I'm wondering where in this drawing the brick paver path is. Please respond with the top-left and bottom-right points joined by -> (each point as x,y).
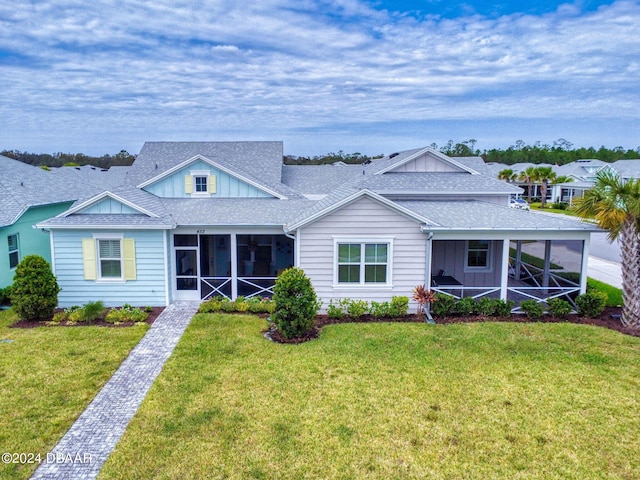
31,302 -> 200,480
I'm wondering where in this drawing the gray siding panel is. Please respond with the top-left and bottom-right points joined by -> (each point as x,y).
298,196 -> 426,309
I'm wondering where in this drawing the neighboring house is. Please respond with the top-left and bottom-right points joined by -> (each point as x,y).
0,155 -> 132,289
35,142 -> 598,312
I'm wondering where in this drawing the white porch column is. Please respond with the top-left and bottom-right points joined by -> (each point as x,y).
230,234 -> 238,299
580,236 -> 590,294
543,240 -> 552,292
500,239 -> 510,300
425,232 -> 433,288
515,240 -> 522,280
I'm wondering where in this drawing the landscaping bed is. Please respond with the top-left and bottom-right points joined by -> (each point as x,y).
9,306 -> 165,328
266,306 -> 637,343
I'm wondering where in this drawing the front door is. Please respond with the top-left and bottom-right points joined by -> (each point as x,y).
174,234 -> 199,301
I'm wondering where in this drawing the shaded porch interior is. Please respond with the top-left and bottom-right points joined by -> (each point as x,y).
430,239 -> 585,310
175,233 -> 294,300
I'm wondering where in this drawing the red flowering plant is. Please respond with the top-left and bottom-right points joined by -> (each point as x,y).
412,284 -> 436,316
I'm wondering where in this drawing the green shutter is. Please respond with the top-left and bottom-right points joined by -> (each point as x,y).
82,238 -> 97,280
185,175 -> 193,194
123,238 -> 136,280
208,174 -> 216,194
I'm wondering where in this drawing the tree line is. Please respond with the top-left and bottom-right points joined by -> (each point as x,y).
0,149 -> 136,168
3,139 -> 639,168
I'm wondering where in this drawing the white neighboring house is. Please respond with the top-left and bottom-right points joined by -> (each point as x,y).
37,142 -> 598,312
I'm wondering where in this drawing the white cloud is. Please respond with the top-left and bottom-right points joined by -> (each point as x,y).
1,0 -> 639,154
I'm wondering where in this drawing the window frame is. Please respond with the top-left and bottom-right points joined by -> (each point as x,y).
333,237 -> 393,287
189,170 -> 214,197
95,234 -> 124,281
464,239 -> 493,272
8,233 -> 19,269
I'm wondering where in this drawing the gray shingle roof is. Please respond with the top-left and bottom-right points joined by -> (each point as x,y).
125,141 -> 302,199
395,200 -> 598,231
360,172 -> 522,195
281,164 -> 362,195
0,155 -> 98,226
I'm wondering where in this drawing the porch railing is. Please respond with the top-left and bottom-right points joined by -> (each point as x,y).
200,276 -> 278,300
200,277 -> 232,301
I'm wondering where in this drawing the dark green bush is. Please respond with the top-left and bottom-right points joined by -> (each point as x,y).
474,297 -> 496,316
575,290 -> 607,318
520,300 -> 544,320
431,293 -> 456,318
346,299 -> 368,318
10,255 -> 60,320
0,285 -> 12,305
272,267 -> 321,339
389,296 -> 409,317
547,298 -> 573,319
493,299 -> 515,317
455,297 -> 476,316
79,300 -> 106,322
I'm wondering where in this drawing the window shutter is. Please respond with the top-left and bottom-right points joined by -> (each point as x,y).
208,174 -> 217,194
82,238 -> 97,280
123,238 -> 136,280
184,175 -> 193,194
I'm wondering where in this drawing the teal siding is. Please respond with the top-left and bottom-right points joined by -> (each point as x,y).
80,198 -> 139,214
0,202 -> 73,288
143,160 -> 272,198
52,229 -> 168,307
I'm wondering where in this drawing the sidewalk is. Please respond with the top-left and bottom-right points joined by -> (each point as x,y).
588,256 -> 622,289
31,302 -> 200,480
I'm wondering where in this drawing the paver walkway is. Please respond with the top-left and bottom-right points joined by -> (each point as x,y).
31,302 -> 200,480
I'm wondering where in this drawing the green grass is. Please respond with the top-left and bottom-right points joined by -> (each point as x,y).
101,314 -> 640,480
530,203 -> 582,217
0,309 -> 149,480
588,277 -> 623,307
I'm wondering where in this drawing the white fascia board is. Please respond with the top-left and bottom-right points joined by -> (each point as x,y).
376,147 -> 479,175
59,191 -> 160,218
34,223 -> 176,230
137,154 -> 287,200
286,189 -> 438,232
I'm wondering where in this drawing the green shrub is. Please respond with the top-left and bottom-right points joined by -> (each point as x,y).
455,297 -> 476,316
327,299 -> 346,319
51,311 -> 67,323
221,299 -> 237,312
247,297 -> 275,314
475,297 -> 496,316
389,296 -> 409,317
520,300 -> 544,320
80,301 -> 106,322
346,299 -> 368,318
369,301 -> 389,318
272,267 -> 321,339
235,300 -> 249,312
431,293 -> 456,318
0,285 -> 12,305
575,290 -> 607,318
10,255 -> 60,320
493,299 -> 515,317
547,298 -> 573,319
199,297 -> 224,313
105,305 -> 148,323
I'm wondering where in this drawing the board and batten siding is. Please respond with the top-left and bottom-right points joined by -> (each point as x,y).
297,196 -> 426,309
390,153 -> 461,173
143,160 -> 271,198
431,240 -> 503,287
81,198 -> 139,214
51,229 -> 167,307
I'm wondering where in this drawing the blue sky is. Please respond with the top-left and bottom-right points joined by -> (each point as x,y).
1,0 -> 638,157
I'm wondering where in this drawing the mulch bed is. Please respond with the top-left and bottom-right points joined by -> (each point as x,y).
9,306 -> 166,328
266,307 -> 639,343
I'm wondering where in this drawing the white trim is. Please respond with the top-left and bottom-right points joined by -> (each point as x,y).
375,147 -> 480,175
59,191 -> 160,218
93,234 -> 125,282
286,189 -> 436,231
137,154 -> 287,200
464,239 -> 493,273
332,236 -> 394,287
163,230 -> 170,306
34,224 -> 175,230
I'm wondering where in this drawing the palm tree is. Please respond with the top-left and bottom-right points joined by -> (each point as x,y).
536,166 -> 556,208
518,166 -> 539,203
575,170 -> 640,328
497,168 -> 517,183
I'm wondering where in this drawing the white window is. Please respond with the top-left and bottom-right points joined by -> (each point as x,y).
194,175 -> 208,193
98,239 -> 123,279
8,234 -> 19,269
466,240 -> 492,271
335,239 -> 391,285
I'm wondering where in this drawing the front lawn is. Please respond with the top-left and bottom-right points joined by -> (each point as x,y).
0,309 -> 149,480
101,314 -> 640,479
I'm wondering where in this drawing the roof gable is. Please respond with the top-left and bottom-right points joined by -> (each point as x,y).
374,147 -> 479,175
61,191 -> 159,218
139,156 -> 277,198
